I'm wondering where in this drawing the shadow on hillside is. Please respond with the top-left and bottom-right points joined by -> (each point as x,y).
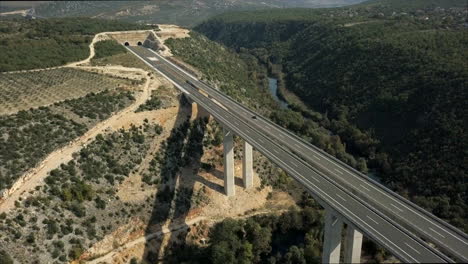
142,95 -> 209,263
211,168 -> 244,187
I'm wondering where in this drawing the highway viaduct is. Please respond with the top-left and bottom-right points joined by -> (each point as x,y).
124,44 -> 468,263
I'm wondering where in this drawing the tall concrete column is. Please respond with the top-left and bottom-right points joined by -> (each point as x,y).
223,128 -> 235,196
344,225 -> 363,264
190,102 -> 198,121
242,141 -> 253,189
323,209 -> 343,264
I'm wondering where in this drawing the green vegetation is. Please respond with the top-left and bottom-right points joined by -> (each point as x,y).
0,89 -> 135,192
360,0 -> 467,9
0,100 -> 218,262
0,68 -> 134,115
90,51 -> 154,71
136,90 -> 163,112
168,195 -> 390,263
89,39 -> 153,70
195,2 -> 468,231
166,31 -> 366,177
0,249 -> 13,264
32,0 -> 363,27
92,39 -> 127,60
166,32 -> 276,113
0,17 -> 151,72
0,108 -> 87,191
162,27 -> 393,263
0,121 -> 163,262
64,89 -> 134,119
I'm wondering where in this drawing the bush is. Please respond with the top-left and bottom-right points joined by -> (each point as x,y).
0,249 -> 13,264
68,245 -> 84,260
136,91 -> 163,112
69,202 -> 86,217
93,40 -> 127,60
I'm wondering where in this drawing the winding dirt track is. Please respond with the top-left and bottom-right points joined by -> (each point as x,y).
0,34 -> 154,213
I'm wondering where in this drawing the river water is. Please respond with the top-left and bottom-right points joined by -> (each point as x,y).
268,77 -> 289,109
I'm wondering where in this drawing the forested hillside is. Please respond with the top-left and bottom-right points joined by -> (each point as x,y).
23,0 -> 365,26
0,17 -> 151,72
165,31 -> 393,262
195,1 -> 468,231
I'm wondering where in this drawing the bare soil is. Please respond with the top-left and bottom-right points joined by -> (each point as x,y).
1,26 -> 298,264
0,32 -> 155,213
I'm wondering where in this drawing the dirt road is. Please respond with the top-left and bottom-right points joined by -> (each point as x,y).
0,75 -> 154,213
0,31 -> 156,213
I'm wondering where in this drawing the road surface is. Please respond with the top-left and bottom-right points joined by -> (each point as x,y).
126,45 -> 467,263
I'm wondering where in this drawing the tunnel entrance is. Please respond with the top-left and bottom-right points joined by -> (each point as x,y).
124,42 -> 130,46
137,41 -> 143,46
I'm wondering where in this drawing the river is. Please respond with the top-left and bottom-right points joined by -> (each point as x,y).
268,77 -> 289,109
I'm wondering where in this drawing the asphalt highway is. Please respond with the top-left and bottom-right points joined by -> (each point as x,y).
126,46 -> 465,262
150,54 -> 468,262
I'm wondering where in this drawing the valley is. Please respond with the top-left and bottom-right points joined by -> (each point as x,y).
0,0 -> 466,263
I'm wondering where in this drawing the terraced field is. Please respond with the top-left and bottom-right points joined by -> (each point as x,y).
0,68 -> 134,115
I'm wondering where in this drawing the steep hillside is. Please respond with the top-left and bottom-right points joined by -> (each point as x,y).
162,30 -> 392,264
195,2 -> 468,231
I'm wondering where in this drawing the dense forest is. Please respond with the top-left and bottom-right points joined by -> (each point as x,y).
0,17 -> 151,72
195,0 -> 468,232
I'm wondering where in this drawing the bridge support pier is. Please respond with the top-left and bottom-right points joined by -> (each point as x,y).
223,128 -> 235,196
323,209 -> 343,264
243,141 -> 253,189
344,225 -> 363,264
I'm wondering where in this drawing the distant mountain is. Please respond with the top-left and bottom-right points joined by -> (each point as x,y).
30,0 -> 365,26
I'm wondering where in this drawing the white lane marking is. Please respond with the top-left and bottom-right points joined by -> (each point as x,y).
291,162 -> 299,168
336,194 -> 347,202
192,94 -> 420,263
334,168 -> 344,175
294,143 -> 301,148
279,134 -> 285,139
303,144 -> 467,246
429,227 -> 446,238
360,184 -> 370,192
405,243 -> 421,255
390,203 -> 404,212
366,215 -> 379,225
312,155 -> 321,160
155,44 -> 465,248
310,159 -> 468,254
144,47 -> 466,252
126,47 -> 190,95
148,48 -> 199,80
273,149 -> 280,154
332,218 -> 339,226
258,138 -> 265,144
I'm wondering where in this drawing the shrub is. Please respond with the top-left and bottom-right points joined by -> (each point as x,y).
0,250 -> 13,264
